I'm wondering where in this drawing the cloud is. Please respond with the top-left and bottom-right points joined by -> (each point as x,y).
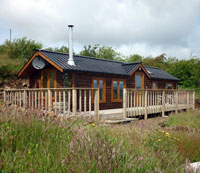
0,0 -> 200,59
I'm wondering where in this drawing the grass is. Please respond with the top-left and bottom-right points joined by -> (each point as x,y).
0,106 -> 200,172
165,110 -> 200,129
0,54 -> 22,85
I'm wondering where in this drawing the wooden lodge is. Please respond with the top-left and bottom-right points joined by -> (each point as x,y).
16,49 -> 180,111
2,25 -> 196,121
1,48 -> 194,121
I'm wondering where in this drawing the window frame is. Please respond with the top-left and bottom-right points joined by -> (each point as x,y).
41,68 -> 57,89
165,82 -> 174,89
152,81 -> 158,89
92,78 -> 106,103
135,73 -> 144,90
111,79 -> 126,102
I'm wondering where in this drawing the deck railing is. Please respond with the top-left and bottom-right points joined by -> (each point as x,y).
4,88 -> 100,121
123,89 -> 195,120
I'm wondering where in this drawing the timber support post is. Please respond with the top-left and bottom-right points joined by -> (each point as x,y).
123,88 -> 127,118
23,90 -> 26,108
193,91 -> 195,110
94,88 -> 99,122
48,89 -> 52,112
162,90 -> 165,117
175,90 -> 178,114
187,91 -> 190,111
72,89 -> 77,116
144,89 -> 148,120
3,90 -> 6,104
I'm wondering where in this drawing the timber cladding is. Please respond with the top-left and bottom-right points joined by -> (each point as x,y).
29,65 -> 177,110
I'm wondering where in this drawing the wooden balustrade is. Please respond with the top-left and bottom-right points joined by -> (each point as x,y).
4,88 -> 99,121
3,88 -> 196,121
123,89 -> 195,120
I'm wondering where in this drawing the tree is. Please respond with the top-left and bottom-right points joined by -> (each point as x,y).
79,44 -> 123,61
127,54 -> 143,63
3,37 -> 42,60
45,46 -> 69,54
79,44 -> 99,57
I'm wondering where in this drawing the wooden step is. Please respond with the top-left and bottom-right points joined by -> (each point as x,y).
103,118 -> 138,124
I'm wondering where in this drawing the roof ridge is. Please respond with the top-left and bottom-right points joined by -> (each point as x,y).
144,65 -> 160,69
122,62 -> 141,66
74,55 -> 125,64
37,49 -> 69,55
38,49 -> 125,64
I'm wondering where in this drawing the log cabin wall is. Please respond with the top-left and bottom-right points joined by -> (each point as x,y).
75,72 -> 126,110
29,70 -> 41,88
29,66 -> 178,110
126,69 -> 152,89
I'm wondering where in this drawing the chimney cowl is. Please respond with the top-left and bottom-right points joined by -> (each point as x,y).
67,25 -> 75,66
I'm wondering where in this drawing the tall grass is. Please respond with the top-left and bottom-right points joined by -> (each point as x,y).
0,106 -> 197,172
165,110 -> 200,129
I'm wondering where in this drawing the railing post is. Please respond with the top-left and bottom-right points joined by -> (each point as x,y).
144,89 -> 148,120
123,88 -> 127,118
72,89 -> 77,116
48,89 -> 52,112
94,88 -> 99,122
3,90 -> 6,104
187,91 -> 189,111
162,90 -> 165,117
175,90 -> 178,114
193,91 -> 195,110
23,90 -> 26,108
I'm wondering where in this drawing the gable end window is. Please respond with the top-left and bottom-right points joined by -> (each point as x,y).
112,79 -> 126,102
92,78 -> 106,103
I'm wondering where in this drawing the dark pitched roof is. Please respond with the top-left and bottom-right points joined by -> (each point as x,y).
122,62 -> 140,74
37,49 -> 179,81
144,66 -> 179,81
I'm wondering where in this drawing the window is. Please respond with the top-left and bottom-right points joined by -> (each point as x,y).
113,81 -> 118,100
152,82 -> 157,89
92,78 -> 106,103
112,79 -> 126,102
41,69 -> 57,98
166,83 -> 173,89
135,73 -> 144,89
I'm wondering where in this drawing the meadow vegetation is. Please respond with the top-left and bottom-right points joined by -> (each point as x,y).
0,106 -> 200,172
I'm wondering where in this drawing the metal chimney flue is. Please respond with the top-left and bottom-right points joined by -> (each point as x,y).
67,25 -> 75,66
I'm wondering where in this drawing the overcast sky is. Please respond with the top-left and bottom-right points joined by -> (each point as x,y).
0,0 -> 200,59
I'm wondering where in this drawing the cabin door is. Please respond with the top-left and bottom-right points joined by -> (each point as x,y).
41,69 -> 56,100
35,79 -> 41,88
135,73 -> 144,107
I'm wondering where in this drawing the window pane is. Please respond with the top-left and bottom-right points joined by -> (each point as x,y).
136,75 -> 142,89
166,84 -> 172,89
50,72 -> 55,88
99,80 -> 103,100
50,72 -> 55,97
43,73 -> 47,96
43,73 -> 47,88
119,81 -> 124,99
153,82 -> 156,89
113,81 -> 118,100
93,80 -> 97,88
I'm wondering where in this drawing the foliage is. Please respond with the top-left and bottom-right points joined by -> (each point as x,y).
0,37 -> 42,60
1,106 -> 197,172
45,46 -> 69,54
127,54 -> 143,63
63,73 -> 72,87
79,44 -> 123,61
165,110 -> 200,129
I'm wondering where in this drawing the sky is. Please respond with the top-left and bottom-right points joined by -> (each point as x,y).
0,0 -> 200,59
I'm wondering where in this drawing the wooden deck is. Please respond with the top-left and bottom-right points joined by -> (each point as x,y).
3,88 -> 195,121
